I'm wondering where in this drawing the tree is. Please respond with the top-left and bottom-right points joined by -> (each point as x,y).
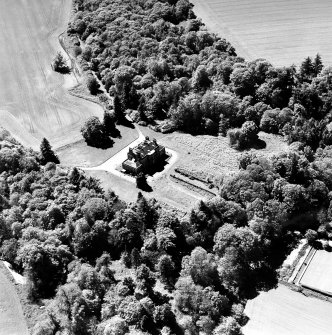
259,109 -> 279,134
52,52 -> 70,74
136,172 -> 148,190
103,111 -> 117,136
157,255 -> 175,288
87,76 -> 100,95
18,239 -> 72,299
40,138 -> 59,165
103,316 -> 129,335
130,248 -> 141,268
305,229 -> 318,246
113,94 -> 126,124
192,65 -> 212,91
300,57 -> 314,80
228,121 -> 260,150
69,167 -> 82,187
313,53 -> 323,76
153,304 -> 176,328
135,264 -> 156,296
213,317 -> 242,335
49,283 -> 88,334
81,116 -> 112,148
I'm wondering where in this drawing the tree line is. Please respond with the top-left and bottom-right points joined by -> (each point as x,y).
69,0 -> 331,152
1,129 -> 332,334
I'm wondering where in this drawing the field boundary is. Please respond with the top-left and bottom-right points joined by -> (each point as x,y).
58,31 -> 80,83
170,174 -> 216,198
293,247 -> 316,285
280,281 -> 332,303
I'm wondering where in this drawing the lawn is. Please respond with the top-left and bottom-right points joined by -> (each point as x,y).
57,124 -> 138,167
191,0 -> 332,67
244,285 -> 332,335
0,0 -> 103,150
86,170 -> 202,212
300,250 -> 332,295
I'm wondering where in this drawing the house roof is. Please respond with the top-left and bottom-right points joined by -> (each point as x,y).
131,138 -> 164,159
123,159 -> 142,169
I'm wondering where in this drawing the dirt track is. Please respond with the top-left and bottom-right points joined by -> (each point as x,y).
0,0 -> 103,150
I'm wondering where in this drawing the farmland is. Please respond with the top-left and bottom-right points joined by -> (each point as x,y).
191,0 -> 332,67
0,265 -> 28,335
243,285 -> 332,335
0,0 -> 102,150
300,250 -> 332,295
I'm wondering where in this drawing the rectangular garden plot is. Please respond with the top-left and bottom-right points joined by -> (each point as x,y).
300,250 -> 332,296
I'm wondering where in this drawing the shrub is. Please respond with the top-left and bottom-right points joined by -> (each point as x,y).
228,121 -> 260,150
87,76 -> 100,95
52,52 -> 70,74
81,116 -> 113,148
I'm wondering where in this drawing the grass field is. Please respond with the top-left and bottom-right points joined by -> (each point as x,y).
0,0 -> 103,150
86,170 -> 202,212
244,285 -> 332,335
0,265 -> 28,335
191,0 -> 332,67
300,250 -> 332,295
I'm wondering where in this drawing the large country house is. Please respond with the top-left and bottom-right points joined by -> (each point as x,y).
122,136 -> 166,175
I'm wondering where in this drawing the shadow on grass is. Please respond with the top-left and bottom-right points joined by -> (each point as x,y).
145,154 -> 171,176
109,128 -> 121,139
249,138 -> 267,150
137,182 -> 153,192
86,137 -> 114,149
231,139 -> 267,151
55,66 -> 71,75
118,117 -> 135,129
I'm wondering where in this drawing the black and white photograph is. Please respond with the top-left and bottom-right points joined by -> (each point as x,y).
0,0 -> 332,334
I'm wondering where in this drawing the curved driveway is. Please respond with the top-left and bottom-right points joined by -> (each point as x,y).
82,125 -> 179,183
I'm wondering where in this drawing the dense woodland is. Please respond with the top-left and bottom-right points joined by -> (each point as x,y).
70,0 -> 332,151
2,125 -> 332,335
1,0 -> 332,334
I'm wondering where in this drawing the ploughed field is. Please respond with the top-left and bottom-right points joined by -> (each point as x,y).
191,0 -> 332,67
243,285 -> 332,335
0,0 -> 102,150
0,266 -> 28,335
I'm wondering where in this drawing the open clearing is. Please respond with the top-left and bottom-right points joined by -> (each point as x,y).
191,0 -> 332,67
300,250 -> 332,295
244,285 -> 332,335
0,0 -> 102,150
0,264 -> 28,335
158,131 -> 289,181
86,127 -> 287,211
